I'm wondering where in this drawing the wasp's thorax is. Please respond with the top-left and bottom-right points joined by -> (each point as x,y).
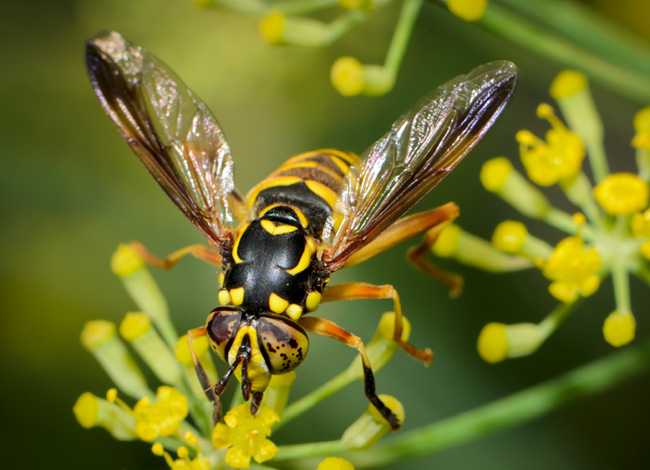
219,205 -> 323,321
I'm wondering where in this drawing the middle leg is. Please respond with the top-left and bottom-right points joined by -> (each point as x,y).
299,315 -> 402,430
322,282 -> 433,365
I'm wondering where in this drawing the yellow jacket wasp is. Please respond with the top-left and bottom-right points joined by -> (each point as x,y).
86,30 -> 516,430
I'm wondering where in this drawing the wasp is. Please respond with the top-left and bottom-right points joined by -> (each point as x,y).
86,31 -> 516,430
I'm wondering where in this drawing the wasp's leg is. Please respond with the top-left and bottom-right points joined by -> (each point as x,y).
322,283 -> 433,365
299,316 -> 402,430
130,241 -> 222,269
187,327 -> 222,423
342,202 -> 463,296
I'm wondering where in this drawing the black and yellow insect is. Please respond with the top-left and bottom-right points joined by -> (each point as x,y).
86,31 -> 516,430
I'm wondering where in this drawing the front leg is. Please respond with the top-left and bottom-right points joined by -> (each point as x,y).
187,327 -> 222,424
130,241 -> 222,269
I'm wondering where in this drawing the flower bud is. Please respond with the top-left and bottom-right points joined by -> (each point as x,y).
73,392 -> 137,440
603,311 -> 636,347
111,245 -> 175,346
318,457 -> 355,470
481,158 -> 551,218
331,57 -> 394,97
477,322 -> 545,363
550,70 -> 603,150
81,320 -> 150,399
120,312 -> 182,386
260,12 -> 330,47
342,395 -> 404,450
447,0 -> 487,22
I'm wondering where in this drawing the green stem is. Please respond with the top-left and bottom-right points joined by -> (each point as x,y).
384,0 -> 422,74
538,298 -> 583,340
429,0 -> 650,103
637,148 -> 650,183
481,4 -> 650,103
611,237 -> 632,314
325,11 -> 368,45
561,173 -> 606,233
211,0 -> 340,15
542,207 -> 596,240
586,142 -> 610,186
211,0 -> 267,15
275,337 -> 650,467
496,0 -> 650,78
276,0 -> 340,15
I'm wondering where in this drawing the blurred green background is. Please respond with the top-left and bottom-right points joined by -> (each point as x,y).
2,0 -> 649,468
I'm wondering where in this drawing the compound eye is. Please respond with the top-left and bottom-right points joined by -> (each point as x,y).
206,307 -> 243,362
257,314 -> 309,374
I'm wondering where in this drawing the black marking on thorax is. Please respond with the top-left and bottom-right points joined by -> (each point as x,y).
223,206 -> 315,311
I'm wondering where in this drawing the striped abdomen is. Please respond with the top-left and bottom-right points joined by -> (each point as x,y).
246,149 -> 358,236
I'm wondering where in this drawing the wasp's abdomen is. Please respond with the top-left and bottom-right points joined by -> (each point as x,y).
246,150 -> 358,235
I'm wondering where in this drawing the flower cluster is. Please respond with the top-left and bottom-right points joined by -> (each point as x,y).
74,244 -> 406,468
194,0 -> 487,96
432,69 -> 650,362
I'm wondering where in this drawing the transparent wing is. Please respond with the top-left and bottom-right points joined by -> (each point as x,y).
322,61 -> 517,270
86,30 -> 243,249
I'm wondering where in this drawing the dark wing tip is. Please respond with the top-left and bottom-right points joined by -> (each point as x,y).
482,60 -> 517,100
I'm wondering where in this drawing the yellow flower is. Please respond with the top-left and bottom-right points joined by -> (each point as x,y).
603,311 -> 636,347
133,386 -> 188,441
480,157 -> 512,192
492,221 -> 528,253
111,243 -> 145,277
542,236 -> 601,302
339,0 -> 374,11
212,403 -> 279,468
632,107 -> 650,149
259,11 -> 285,46
593,173 -> 649,216
447,0 -> 488,22
431,224 -> 462,257
152,441 -> 211,470
550,70 -> 588,100
632,209 -> 650,237
516,104 -> 585,186
318,457 -> 355,470
330,57 -> 394,97
632,209 -> 650,259
477,323 -> 508,363
477,322 -> 544,363
331,57 -> 364,97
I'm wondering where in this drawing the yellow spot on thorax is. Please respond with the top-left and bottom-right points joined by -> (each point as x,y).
285,235 -> 316,276
232,223 -> 250,263
218,289 -> 232,306
260,219 -> 298,235
230,287 -> 245,306
305,290 -> 322,312
269,293 -> 289,314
